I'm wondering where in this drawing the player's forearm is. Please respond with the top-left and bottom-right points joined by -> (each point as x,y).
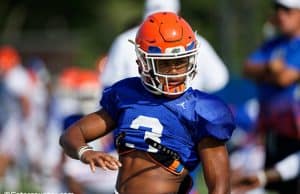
243,62 -> 268,82
271,68 -> 300,87
198,138 -> 230,194
59,125 -> 87,159
205,161 -> 230,194
20,95 -> 31,118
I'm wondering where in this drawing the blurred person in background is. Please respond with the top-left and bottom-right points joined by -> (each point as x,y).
0,45 -> 32,189
231,150 -> 300,194
61,68 -> 118,194
242,0 -> 300,193
101,0 -> 229,93
23,57 -> 59,191
41,67 -> 81,192
22,57 -> 51,186
0,46 -> 52,191
227,97 -> 264,194
45,65 -> 117,193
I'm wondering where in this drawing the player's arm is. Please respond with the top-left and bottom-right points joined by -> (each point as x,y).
244,59 -> 300,86
19,95 -> 31,118
243,60 -> 269,82
197,137 -> 230,194
231,151 -> 300,193
59,109 -> 121,171
261,58 -> 300,86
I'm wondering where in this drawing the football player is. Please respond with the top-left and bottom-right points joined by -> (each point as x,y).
60,12 -> 235,194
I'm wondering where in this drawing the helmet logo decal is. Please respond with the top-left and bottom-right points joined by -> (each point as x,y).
171,48 -> 181,53
165,46 -> 185,54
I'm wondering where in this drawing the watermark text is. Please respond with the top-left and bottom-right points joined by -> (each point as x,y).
4,192 -> 73,194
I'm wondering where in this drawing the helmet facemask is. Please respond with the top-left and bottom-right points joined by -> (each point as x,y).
135,43 -> 199,96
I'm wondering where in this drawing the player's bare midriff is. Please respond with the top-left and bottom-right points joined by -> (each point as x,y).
116,149 -> 189,194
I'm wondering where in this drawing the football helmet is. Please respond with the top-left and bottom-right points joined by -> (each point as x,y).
0,45 -> 20,73
135,12 -> 199,96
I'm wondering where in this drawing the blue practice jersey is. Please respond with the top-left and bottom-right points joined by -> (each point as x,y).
247,35 -> 300,138
248,36 -> 300,104
100,77 -> 235,171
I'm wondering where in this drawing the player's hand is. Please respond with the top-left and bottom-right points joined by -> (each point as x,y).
80,150 -> 122,172
268,58 -> 285,75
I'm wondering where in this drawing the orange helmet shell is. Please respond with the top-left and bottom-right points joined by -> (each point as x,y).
136,12 -> 196,54
0,46 -> 20,72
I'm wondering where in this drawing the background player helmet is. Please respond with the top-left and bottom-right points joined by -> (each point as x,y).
0,45 -> 21,73
135,12 -> 199,96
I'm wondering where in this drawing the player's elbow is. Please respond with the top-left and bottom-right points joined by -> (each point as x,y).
59,131 -> 72,153
59,132 -> 67,150
59,132 -> 76,159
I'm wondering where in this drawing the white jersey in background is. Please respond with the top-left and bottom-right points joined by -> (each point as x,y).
0,65 -> 32,159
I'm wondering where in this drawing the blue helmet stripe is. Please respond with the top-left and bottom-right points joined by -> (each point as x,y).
148,46 -> 162,53
186,41 -> 195,51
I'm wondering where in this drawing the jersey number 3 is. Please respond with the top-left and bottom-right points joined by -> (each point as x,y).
130,115 -> 163,152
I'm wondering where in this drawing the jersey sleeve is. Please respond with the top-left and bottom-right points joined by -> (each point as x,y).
248,47 -> 269,64
100,86 -> 120,120
247,37 -> 280,65
194,95 -> 236,142
285,40 -> 300,70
